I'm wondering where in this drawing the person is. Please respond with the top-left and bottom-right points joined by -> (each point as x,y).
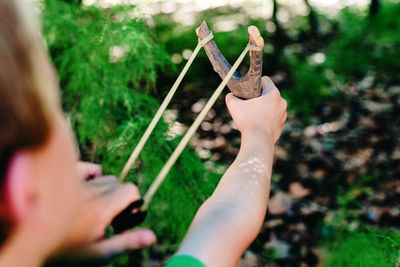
0,0 -> 287,266
0,1 -> 156,266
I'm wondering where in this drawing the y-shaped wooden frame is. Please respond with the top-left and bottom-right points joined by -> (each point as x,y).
119,21 -> 264,210
196,21 -> 264,99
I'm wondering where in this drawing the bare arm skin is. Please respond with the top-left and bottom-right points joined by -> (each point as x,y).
176,77 -> 287,267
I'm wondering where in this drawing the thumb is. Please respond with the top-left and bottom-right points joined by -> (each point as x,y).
261,76 -> 278,96
82,229 -> 156,258
44,229 -> 156,267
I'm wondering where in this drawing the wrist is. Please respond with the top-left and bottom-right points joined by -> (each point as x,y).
241,130 -> 275,150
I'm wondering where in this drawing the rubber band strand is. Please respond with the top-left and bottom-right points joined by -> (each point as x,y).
142,45 -> 250,210
119,32 -> 216,181
118,42 -> 202,181
199,31 -> 214,46
248,43 -> 262,52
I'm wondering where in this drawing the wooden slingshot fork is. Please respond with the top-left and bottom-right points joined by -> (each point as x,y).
111,21 -> 264,233
196,21 -> 264,99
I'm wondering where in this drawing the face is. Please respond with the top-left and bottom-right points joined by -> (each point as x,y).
27,48 -> 83,255
0,0 -> 84,261
30,114 -> 82,254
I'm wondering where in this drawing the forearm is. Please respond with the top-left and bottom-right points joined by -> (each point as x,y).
176,131 -> 274,267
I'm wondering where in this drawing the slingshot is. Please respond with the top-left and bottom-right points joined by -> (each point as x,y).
111,21 -> 264,233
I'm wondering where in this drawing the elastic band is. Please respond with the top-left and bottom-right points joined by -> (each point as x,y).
248,43 -> 263,52
118,43 -> 202,181
198,31 -> 214,46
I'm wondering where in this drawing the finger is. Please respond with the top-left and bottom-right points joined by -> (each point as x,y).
77,162 -> 103,177
86,175 -> 120,188
261,76 -> 279,96
103,183 -> 141,220
84,176 -> 122,196
83,229 -> 156,258
282,98 -> 287,109
50,229 -> 156,266
77,161 -> 103,181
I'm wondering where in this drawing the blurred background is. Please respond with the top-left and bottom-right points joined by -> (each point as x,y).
38,0 -> 399,266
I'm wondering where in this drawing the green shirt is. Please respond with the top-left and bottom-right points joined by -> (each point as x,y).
164,255 -> 206,267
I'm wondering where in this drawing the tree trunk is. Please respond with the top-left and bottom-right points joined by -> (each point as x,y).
304,0 -> 320,38
61,0 -> 82,5
369,0 -> 381,18
269,0 -> 291,71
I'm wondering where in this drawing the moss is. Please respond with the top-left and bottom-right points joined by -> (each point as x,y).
324,228 -> 400,267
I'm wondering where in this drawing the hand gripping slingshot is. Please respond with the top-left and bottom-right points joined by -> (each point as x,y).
111,21 -> 265,233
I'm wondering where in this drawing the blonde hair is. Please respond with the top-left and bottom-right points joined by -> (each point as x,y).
0,0 -> 55,244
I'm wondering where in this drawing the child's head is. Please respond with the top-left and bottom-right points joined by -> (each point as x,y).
0,0 -> 82,262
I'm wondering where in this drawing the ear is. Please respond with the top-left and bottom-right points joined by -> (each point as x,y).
4,151 -> 36,225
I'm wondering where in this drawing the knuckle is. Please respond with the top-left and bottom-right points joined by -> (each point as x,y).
123,183 -> 141,198
94,164 -> 102,173
272,88 -> 281,97
281,98 -> 287,108
283,100 -> 287,108
262,76 -> 273,84
104,175 -> 118,182
261,76 -> 278,94
88,175 -> 118,186
225,93 -> 230,103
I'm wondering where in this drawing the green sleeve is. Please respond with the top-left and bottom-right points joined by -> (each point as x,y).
164,255 -> 206,267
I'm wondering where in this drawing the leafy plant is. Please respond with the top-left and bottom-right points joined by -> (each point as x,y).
326,2 -> 400,81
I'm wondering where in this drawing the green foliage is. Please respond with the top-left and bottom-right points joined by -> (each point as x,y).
322,173 -> 400,267
326,2 -> 400,80
283,1 -> 400,116
40,0 -> 222,249
42,1 -> 170,97
281,54 -> 330,117
325,8 -> 372,80
369,2 -> 400,77
324,228 -> 400,267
